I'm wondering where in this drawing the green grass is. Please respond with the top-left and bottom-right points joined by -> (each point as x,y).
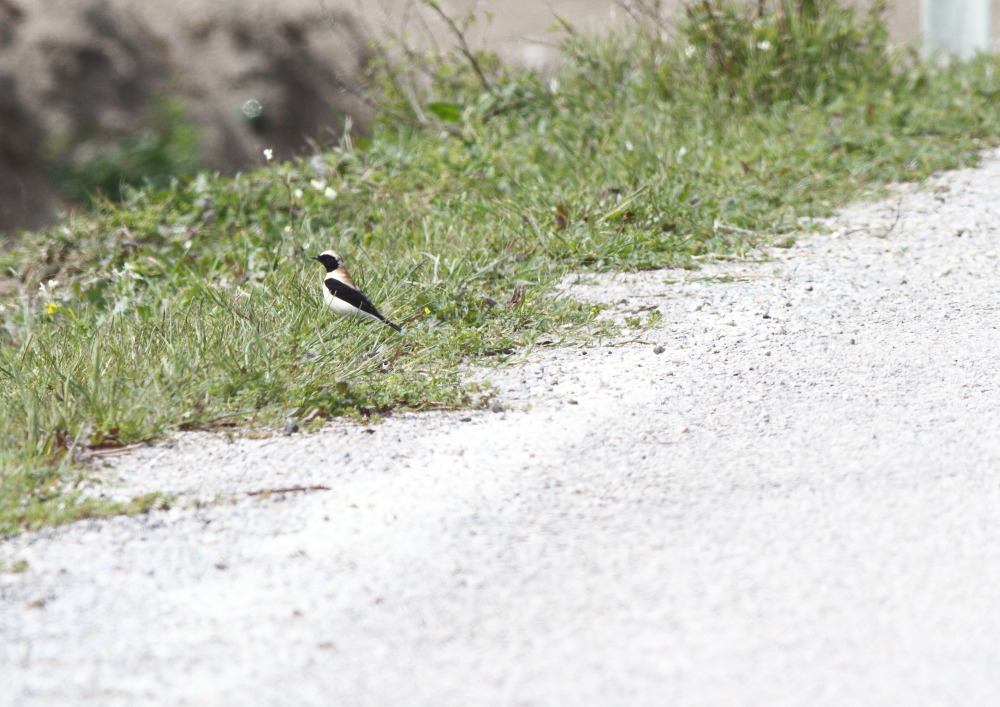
4,0 -> 1000,533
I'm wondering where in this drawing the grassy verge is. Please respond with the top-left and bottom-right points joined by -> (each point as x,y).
4,0 -> 1000,533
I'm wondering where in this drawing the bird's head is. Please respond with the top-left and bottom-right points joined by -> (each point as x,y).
312,250 -> 342,272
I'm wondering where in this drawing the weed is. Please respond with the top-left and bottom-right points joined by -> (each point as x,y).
1,559 -> 29,573
44,97 -> 201,205
674,0 -> 894,107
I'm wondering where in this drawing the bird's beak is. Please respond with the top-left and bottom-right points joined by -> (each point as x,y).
311,255 -> 320,261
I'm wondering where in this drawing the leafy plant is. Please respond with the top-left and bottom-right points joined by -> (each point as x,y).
678,0 -> 894,106
44,96 -> 202,204
362,0 -> 544,130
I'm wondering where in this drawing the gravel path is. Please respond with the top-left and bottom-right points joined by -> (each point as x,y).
4,151 -> 1000,705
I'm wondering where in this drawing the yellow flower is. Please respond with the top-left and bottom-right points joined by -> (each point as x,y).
44,302 -> 62,316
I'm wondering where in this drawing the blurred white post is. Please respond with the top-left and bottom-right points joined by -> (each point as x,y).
922,0 -> 991,58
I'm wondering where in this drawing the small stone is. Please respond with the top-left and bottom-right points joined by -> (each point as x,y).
653,345 -> 665,354
489,401 -> 505,413
282,418 -> 299,435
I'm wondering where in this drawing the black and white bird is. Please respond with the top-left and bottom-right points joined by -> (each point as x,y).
311,250 -> 402,332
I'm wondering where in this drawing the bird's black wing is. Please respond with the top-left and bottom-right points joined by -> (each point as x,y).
325,277 -> 390,321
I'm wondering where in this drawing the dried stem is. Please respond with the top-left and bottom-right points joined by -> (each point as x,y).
422,0 -> 497,97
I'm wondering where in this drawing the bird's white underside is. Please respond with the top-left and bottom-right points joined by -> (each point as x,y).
323,287 -> 381,323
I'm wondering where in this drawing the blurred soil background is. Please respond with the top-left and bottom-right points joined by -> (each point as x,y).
0,0 -> 917,237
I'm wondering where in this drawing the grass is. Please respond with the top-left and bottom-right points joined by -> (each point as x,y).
4,0 -> 1000,533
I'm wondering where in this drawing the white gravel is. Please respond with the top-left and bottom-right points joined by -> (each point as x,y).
4,151 -> 1000,705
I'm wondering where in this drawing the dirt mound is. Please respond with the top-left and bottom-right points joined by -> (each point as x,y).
0,0 -> 372,236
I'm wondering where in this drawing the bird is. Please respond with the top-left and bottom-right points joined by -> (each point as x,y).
311,250 -> 402,332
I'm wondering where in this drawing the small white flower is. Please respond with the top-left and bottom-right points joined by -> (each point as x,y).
684,45 -> 696,58
310,179 -> 326,191
757,40 -> 771,50
39,279 -> 59,300
111,262 -> 140,281
263,148 -> 274,162
308,155 -> 326,173
324,187 -> 338,200
293,188 -> 303,199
